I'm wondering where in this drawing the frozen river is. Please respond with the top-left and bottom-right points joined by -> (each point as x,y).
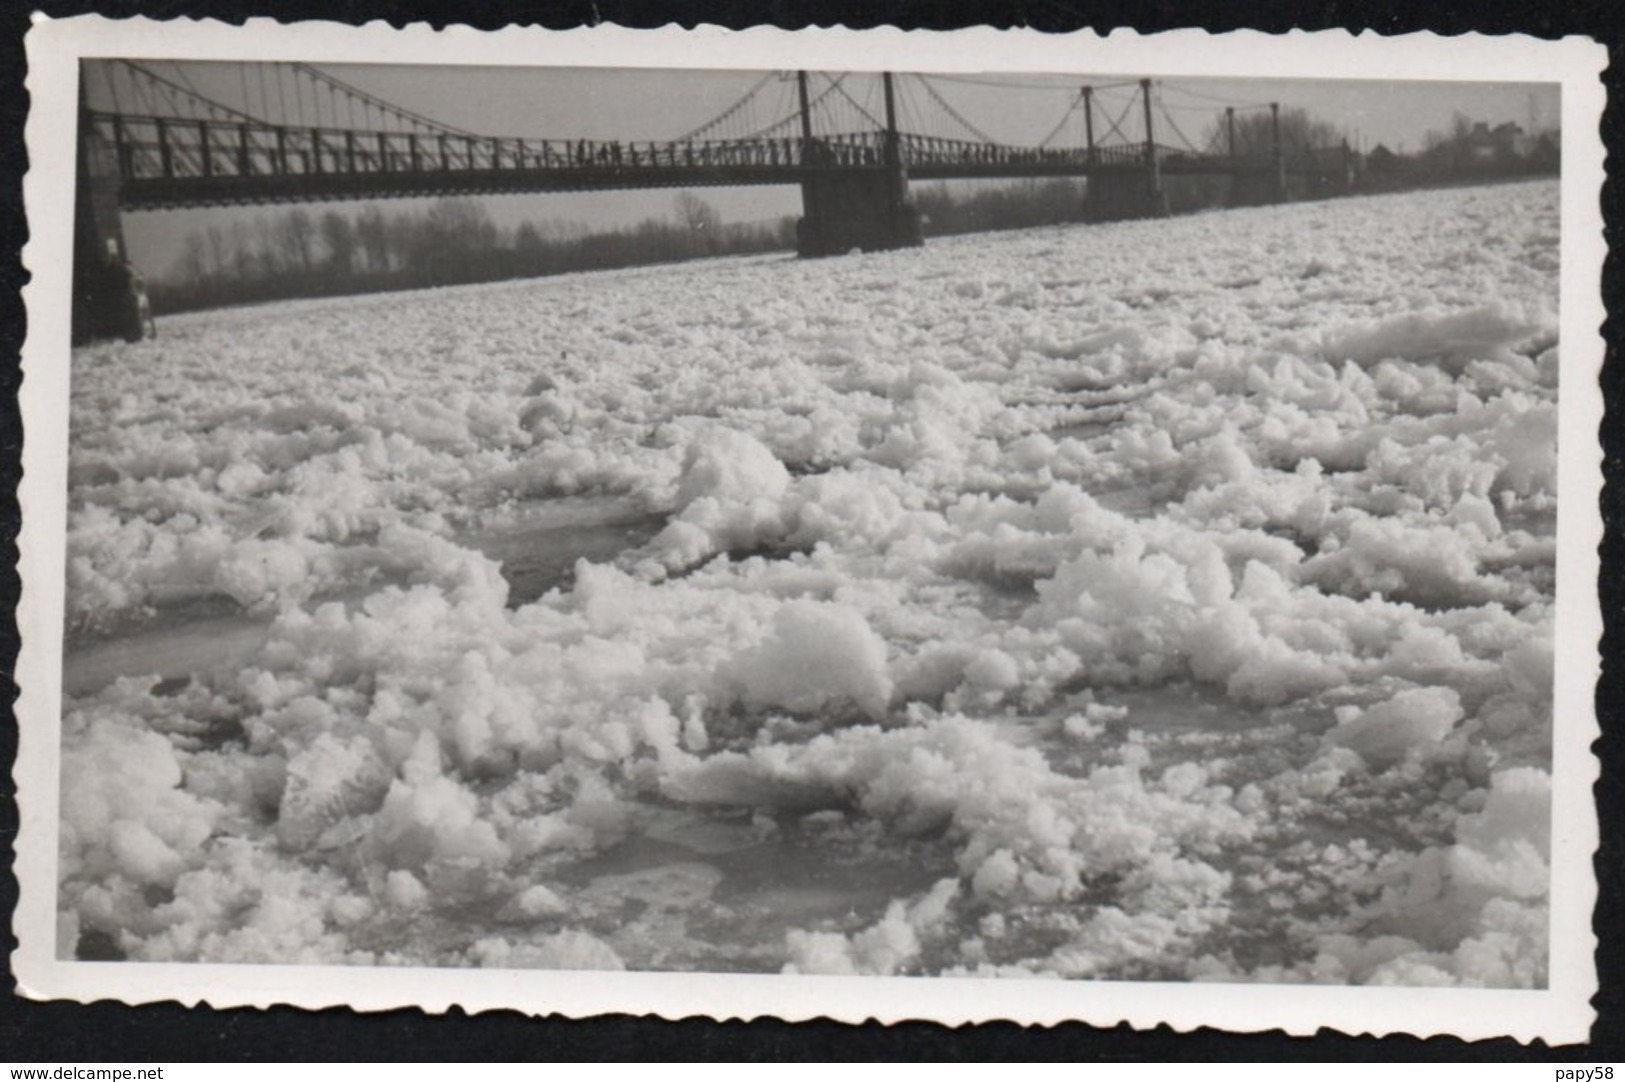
59,180 -> 1558,986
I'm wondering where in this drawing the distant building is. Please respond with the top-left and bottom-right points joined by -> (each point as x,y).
1464,121 -> 1530,165
1361,120 -> 1556,194
1365,143 -> 1400,173
1531,130 -> 1561,170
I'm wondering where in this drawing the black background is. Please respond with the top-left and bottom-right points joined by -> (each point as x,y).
2,0 -> 1620,1061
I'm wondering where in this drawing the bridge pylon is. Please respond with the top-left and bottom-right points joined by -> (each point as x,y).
1083,171 -> 1169,222
1083,80 -> 1168,223
794,72 -> 923,258
795,149 -> 924,258
73,83 -> 146,344
1226,102 -> 1291,208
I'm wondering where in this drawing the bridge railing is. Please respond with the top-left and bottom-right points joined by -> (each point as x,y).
89,111 -> 916,186
898,133 -> 1093,169
897,135 -> 1255,171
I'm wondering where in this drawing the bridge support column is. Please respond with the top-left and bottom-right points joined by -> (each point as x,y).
1083,78 -> 1168,224
1270,102 -> 1289,202
795,72 -> 922,259
796,161 -> 923,258
1084,171 -> 1167,222
1227,169 -> 1290,208
73,96 -> 145,345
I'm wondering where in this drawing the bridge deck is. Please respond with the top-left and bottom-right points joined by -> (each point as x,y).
117,158 -> 1321,210
91,111 -> 1350,212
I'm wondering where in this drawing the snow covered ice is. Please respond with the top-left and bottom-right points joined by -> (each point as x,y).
59,180 -> 1560,986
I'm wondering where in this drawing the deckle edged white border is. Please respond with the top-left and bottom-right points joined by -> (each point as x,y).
13,14 -> 1607,1044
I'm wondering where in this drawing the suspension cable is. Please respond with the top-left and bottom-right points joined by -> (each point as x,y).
1037,92 -> 1084,148
163,60 -> 203,101
1162,81 -> 1274,112
741,74 -> 846,140
1155,89 -> 1203,155
925,72 -> 1140,93
1096,89 -> 1138,146
668,71 -> 777,142
829,74 -> 886,130
913,74 -> 997,144
114,60 -> 263,124
290,62 -> 477,136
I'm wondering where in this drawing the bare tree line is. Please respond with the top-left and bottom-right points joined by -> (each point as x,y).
1200,107 -> 1346,158
151,182 -> 1107,315
151,193 -> 796,315
915,178 -> 1093,236
1384,111 -> 1561,186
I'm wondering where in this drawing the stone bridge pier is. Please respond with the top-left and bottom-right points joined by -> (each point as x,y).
1085,170 -> 1168,222
796,149 -> 923,257
1227,167 -> 1291,208
73,92 -> 144,345
794,71 -> 923,259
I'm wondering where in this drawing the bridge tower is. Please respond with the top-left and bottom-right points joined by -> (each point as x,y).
1227,101 -> 1292,208
795,71 -> 923,258
1085,79 -> 1168,223
72,78 -> 146,344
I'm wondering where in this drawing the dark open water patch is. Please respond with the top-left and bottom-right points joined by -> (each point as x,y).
544,802 -> 956,972
466,495 -> 669,607
63,607 -> 272,699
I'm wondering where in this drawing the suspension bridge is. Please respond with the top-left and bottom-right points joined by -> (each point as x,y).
74,61 -> 1357,340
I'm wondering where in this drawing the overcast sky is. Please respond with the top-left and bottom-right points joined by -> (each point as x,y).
90,61 -> 1559,275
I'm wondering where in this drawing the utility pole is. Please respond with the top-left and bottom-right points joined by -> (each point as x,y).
1141,77 -> 1161,212
1226,106 -> 1236,158
1082,85 -> 1095,163
797,70 -> 813,160
882,71 -> 899,166
794,70 -> 820,255
1140,78 -> 1156,166
1270,101 -> 1286,198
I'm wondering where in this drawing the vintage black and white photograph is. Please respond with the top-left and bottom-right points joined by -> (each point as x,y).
15,18 -> 1605,1040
